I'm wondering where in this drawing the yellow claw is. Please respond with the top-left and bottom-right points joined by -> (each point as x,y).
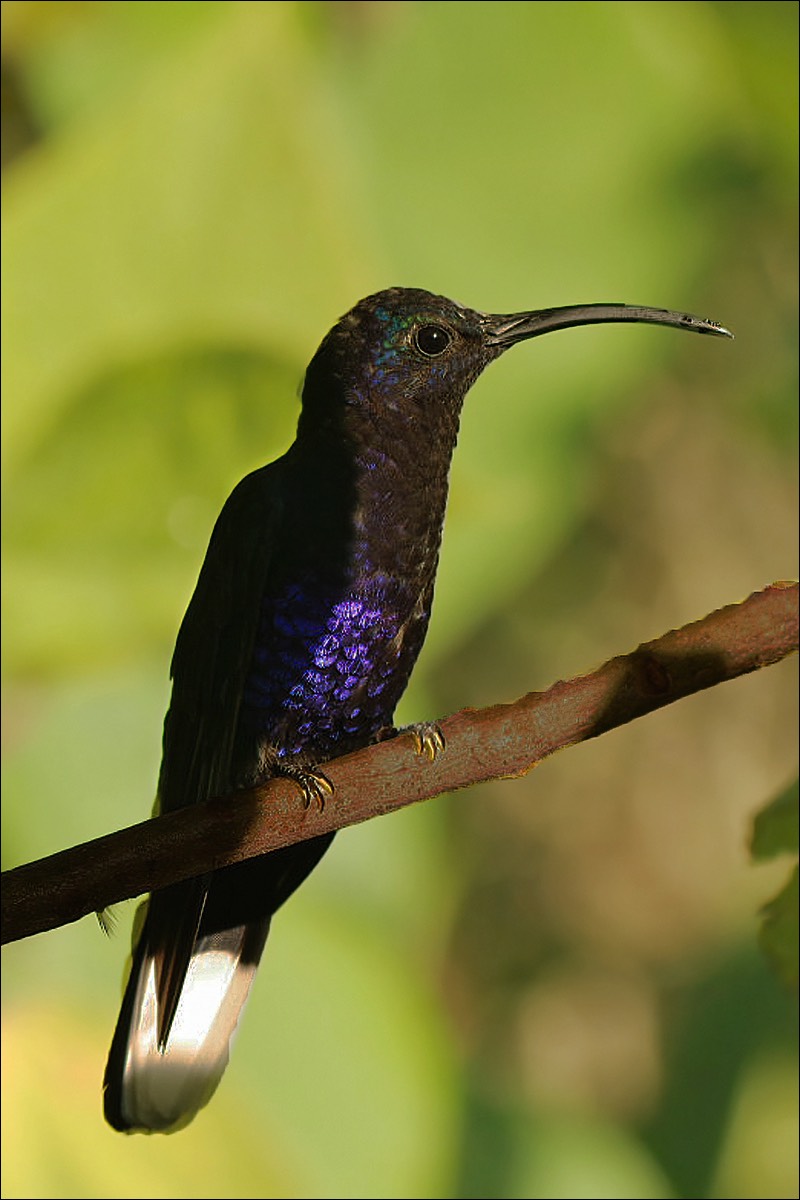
411,722 -> 446,762
282,767 -> 334,810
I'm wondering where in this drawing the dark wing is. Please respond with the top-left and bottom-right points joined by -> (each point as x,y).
157,459 -> 286,817
148,460 -> 286,1044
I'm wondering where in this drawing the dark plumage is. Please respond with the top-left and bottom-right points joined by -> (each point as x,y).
104,287 -> 731,1132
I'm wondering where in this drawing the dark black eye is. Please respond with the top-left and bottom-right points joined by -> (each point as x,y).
414,324 -> 452,357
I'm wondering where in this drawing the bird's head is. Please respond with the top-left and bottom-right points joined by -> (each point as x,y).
301,288 -> 494,434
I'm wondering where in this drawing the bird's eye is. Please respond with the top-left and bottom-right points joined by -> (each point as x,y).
414,324 -> 452,357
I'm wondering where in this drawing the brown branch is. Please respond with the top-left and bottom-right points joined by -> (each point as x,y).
2,581 -> 797,947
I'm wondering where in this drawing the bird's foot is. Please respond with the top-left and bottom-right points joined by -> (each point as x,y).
402,721 -> 446,761
374,722 -> 446,760
276,763 -> 334,811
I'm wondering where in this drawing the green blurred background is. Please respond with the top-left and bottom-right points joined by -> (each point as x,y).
2,2 -> 797,1197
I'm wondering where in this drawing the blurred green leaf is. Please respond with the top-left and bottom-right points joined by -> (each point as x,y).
751,782 -> 799,991
757,866 -> 799,993
2,1 -> 373,477
751,779 -> 799,861
2,350 -> 301,674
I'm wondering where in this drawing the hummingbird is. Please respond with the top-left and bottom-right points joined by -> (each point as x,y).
103,288 -> 731,1132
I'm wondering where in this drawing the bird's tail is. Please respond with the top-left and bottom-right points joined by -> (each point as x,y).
103,878 -> 270,1134
104,833 -> 335,1133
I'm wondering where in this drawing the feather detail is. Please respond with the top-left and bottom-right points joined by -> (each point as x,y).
104,903 -> 269,1133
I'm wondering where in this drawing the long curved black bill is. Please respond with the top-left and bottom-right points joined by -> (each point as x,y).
481,303 -> 733,348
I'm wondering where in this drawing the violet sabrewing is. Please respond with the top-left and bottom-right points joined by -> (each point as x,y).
103,288 -> 731,1132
